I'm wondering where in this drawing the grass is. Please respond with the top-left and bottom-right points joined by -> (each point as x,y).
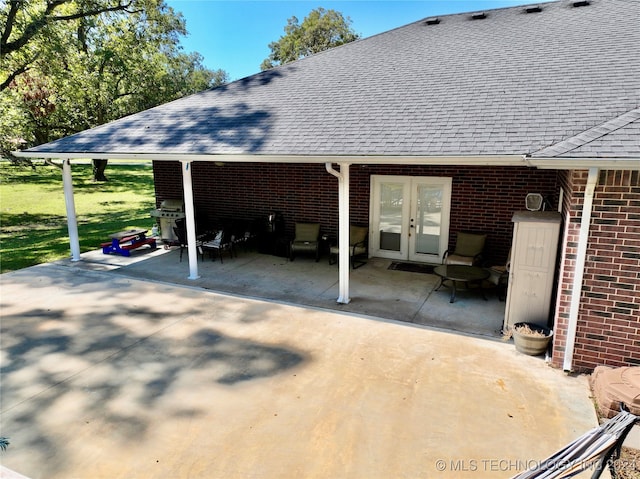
0,161 -> 156,273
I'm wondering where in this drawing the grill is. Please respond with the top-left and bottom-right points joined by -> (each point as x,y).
150,199 -> 185,243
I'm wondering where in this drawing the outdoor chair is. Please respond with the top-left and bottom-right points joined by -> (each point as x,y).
290,222 -> 320,262
442,232 -> 487,266
487,248 -> 511,301
329,225 -> 368,269
173,218 -> 204,262
201,229 -> 236,263
510,406 -> 638,479
230,220 -> 258,252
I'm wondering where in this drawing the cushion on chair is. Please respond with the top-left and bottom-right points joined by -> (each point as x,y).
330,244 -> 367,257
330,225 -> 368,257
349,225 -> 368,246
293,243 -> 318,253
487,265 -> 508,285
453,232 -> 487,257
443,254 -> 474,266
293,223 -> 320,243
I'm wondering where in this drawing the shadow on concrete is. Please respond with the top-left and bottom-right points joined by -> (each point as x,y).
0,266 -> 308,476
0,261 -> 600,479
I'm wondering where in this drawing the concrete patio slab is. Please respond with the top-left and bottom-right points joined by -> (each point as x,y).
0,262 -> 598,478
76,247 -> 507,339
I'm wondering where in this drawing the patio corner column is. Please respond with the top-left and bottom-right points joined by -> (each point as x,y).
62,159 -> 81,261
326,162 -> 351,304
180,160 -> 200,280
562,167 -> 598,372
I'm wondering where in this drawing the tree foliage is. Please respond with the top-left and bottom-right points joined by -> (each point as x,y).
261,7 -> 359,71
0,0 -> 228,166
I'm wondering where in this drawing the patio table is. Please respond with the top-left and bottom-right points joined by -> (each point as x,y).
101,228 -> 156,257
433,264 -> 490,303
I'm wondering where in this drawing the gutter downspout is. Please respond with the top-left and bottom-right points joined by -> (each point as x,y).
563,167 -> 599,371
325,162 -> 351,304
62,160 -> 81,261
180,160 -> 200,280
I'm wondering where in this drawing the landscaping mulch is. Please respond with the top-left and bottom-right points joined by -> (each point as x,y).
611,447 -> 640,479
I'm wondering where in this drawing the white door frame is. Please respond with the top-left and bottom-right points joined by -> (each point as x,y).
369,175 -> 452,263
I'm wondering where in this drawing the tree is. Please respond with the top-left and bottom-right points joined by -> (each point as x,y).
0,0 -> 228,179
260,7 -> 359,71
1,0 -> 141,91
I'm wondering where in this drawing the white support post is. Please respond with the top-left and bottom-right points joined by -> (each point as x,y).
180,160 -> 200,280
62,160 -> 81,261
326,162 -> 351,304
563,167 -> 599,372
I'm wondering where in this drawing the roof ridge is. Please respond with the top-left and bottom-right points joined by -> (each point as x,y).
532,107 -> 640,157
239,0 -> 563,83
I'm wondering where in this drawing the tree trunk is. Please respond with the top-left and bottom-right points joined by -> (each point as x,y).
92,159 -> 108,181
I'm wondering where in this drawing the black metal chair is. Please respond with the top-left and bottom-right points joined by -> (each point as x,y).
173,218 -> 205,262
173,219 -> 188,262
201,229 -> 236,263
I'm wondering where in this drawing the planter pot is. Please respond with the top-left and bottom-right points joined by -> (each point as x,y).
513,322 -> 553,356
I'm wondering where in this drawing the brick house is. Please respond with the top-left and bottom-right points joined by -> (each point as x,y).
18,0 -> 639,372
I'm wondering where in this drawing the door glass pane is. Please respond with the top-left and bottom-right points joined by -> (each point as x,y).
414,185 -> 441,255
379,182 -> 403,251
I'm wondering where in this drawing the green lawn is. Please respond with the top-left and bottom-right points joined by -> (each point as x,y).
0,161 -> 156,273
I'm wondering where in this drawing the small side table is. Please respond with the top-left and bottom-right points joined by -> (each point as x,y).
434,265 -> 490,303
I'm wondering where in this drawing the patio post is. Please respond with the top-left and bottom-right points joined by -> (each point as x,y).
180,160 -> 200,280
326,162 -> 351,304
563,167 -> 598,371
62,159 -> 81,261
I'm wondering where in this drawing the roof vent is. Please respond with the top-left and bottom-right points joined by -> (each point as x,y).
424,17 -> 440,25
524,5 -> 543,13
470,12 -> 487,20
572,0 -> 590,7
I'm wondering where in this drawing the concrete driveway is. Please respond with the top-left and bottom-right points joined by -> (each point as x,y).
1,263 -> 597,479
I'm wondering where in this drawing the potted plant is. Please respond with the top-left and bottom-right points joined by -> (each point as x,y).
505,322 -> 553,356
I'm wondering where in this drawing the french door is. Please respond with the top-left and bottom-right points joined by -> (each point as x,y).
370,175 -> 452,263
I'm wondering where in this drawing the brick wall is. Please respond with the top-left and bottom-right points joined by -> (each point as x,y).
361,165 -> 559,263
153,161 -> 559,265
551,170 -> 640,372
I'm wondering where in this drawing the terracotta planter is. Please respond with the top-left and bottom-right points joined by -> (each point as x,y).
513,322 -> 553,356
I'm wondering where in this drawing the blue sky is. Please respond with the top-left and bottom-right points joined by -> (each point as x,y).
165,1 -> 542,81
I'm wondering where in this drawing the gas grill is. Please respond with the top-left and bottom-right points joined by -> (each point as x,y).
150,199 -> 185,243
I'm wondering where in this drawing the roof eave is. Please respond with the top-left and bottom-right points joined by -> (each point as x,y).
527,157 -> 640,170
14,150 -> 640,170
13,150 -> 528,166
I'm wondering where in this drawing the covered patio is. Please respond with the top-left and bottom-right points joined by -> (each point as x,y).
71,245 -> 506,339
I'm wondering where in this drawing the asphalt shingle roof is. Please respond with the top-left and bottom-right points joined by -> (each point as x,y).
23,0 -> 640,160
533,108 -> 640,158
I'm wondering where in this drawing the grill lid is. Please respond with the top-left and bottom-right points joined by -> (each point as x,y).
159,199 -> 184,211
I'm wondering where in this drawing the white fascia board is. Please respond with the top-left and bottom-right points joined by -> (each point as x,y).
13,150 -> 528,166
528,157 -> 640,170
